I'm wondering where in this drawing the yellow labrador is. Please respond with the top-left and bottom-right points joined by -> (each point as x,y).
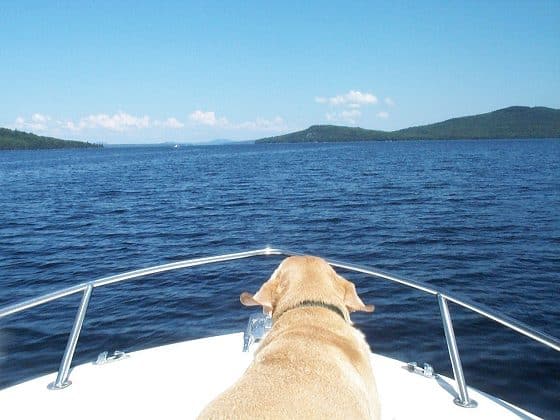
198,256 -> 380,420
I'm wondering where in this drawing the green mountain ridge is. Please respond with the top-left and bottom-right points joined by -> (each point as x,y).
0,128 -> 101,150
255,106 -> 560,143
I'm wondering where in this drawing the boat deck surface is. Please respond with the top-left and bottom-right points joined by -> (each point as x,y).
0,332 -> 537,419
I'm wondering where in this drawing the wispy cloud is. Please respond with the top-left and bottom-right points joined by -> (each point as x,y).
32,113 -> 49,124
10,110 -> 285,138
384,97 -> 395,107
315,90 -> 378,107
67,112 -> 151,131
13,112 -> 186,133
234,116 -> 285,131
376,111 -> 389,119
154,117 -> 184,128
188,110 -> 285,131
14,113 -> 52,131
326,109 -> 362,125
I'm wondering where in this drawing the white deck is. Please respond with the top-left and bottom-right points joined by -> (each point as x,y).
0,333 -> 538,419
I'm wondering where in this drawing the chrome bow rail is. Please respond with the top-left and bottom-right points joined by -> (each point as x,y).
1,247 -> 559,407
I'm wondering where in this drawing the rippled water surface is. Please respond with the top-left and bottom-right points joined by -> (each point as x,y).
1,140 -> 559,417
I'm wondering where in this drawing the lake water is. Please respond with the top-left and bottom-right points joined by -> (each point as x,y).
0,140 -> 559,417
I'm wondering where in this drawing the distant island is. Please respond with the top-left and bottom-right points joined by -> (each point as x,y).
0,128 -> 101,150
255,106 -> 560,143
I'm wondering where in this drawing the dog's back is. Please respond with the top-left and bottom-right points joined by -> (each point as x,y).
198,256 -> 380,420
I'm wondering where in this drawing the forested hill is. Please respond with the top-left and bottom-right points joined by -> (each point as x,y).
256,106 -> 560,143
0,128 -> 101,150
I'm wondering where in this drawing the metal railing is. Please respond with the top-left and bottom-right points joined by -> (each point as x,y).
1,247 -> 559,407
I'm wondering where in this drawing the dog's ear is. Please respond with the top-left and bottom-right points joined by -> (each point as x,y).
337,275 -> 374,313
240,283 -> 274,315
240,265 -> 283,315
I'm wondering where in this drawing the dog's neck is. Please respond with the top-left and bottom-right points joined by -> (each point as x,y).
274,300 -> 348,323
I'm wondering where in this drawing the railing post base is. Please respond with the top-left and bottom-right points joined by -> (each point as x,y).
47,380 -> 72,390
454,397 -> 478,408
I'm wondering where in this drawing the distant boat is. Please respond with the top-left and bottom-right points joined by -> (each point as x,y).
173,144 -> 179,149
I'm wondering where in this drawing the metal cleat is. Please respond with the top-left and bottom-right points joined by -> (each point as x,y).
93,350 -> 129,365
243,313 -> 272,352
405,361 -> 436,378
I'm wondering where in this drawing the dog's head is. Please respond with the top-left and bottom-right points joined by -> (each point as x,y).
240,256 -> 374,318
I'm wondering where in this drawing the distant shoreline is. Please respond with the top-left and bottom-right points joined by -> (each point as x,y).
255,106 -> 560,143
2,106 -> 559,149
0,128 -> 102,151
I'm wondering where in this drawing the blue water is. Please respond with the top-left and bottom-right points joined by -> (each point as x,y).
0,140 -> 559,417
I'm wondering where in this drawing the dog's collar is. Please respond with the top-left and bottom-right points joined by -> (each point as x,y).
274,300 -> 348,323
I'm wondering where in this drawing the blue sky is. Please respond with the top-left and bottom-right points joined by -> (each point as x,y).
1,1 -> 559,143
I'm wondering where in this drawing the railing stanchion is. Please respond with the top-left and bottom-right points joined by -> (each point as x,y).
437,293 -> 477,408
48,284 -> 93,390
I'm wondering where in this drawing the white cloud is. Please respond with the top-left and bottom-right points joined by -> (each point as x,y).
13,114 -> 51,131
64,112 -> 151,132
32,113 -> 50,123
376,111 -> 390,119
384,97 -> 395,107
164,117 -> 184,128
11,110 -> 284,137
154,117 -> 184,128
188,110 -> 229,127
63,113 -> 185,131
14,111 -> 185,132
343,90 -> 378,106
316,90 -> 378,107
316,90 -> 385,125
91,113 -> 149,131
64,120 -> 81,131
188,110 -> 285,132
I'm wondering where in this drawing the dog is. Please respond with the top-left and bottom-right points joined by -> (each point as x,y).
198,255 -> 380,420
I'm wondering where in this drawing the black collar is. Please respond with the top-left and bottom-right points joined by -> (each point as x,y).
275,300 -> 347,323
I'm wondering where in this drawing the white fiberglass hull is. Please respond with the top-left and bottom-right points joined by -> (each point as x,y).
0,333 -> 538,419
